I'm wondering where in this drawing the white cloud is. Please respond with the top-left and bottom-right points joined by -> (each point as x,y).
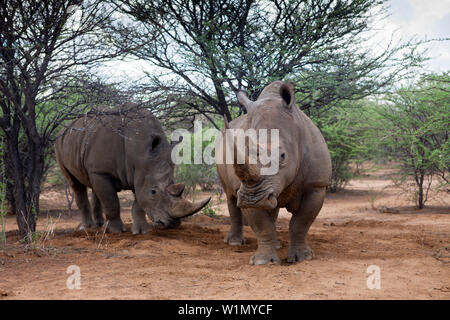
387,0 -> 450,72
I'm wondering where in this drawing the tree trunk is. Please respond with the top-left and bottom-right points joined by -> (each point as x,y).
417,174 -> 424,210
417,185 -> 424,210
4,127 -> 44,241
2,147 -> 18,215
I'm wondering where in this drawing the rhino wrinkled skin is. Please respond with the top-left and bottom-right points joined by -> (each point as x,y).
216,81 -> 332,264
55,108 -> 210,234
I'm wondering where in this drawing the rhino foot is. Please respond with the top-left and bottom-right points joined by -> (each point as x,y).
249,249 -> 281,265
132,220 -> 151,235
286,245 -> 313,263
78,219 -> 101,230
224,232 -> 245,246
94,218 -> 104,227
106,219 -> 126,233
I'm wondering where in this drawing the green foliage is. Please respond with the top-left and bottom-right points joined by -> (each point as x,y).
311,101 -> 374,192
174,123 -> 221,196
371,73 -> 449,208
45,166 -> 67,189
175,163 -> 219,196
201,201 -> 216,217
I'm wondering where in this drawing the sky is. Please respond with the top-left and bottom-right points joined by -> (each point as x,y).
386,0 -> 450,72
100,0 -> 450,81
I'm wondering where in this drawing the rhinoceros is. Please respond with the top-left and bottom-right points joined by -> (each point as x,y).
55,107 -> 210,233
216,81 -> 331,264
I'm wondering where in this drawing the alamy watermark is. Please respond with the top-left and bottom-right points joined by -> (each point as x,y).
366,265 -> 381,290
66,265 -> 81,290
171,118 -> 280,175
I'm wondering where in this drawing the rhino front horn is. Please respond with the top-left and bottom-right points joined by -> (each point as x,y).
233,136 -> 260,184
169,197 -> 211,219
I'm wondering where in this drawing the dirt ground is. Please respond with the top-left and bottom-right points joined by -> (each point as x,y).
0,166 -> 449,300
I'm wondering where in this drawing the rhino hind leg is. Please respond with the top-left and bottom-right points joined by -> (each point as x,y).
131,200 -> 151,235
244,208 -> 281,265
224,197 -> 245,246
90,190 -> 104,227
89,174 -> 126,233
287,187 -> 326,263
71,181 -> 96,229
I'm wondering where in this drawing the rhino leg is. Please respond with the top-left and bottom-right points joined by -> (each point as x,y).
71,181 -> 96,229
244,208 -> 281,265
90,174 -> 126,233
224,196 -> 245,246
271,209 -> 281,249
287,187 -> 326,263
90,190 -> 104,227
131,200 -> 151,235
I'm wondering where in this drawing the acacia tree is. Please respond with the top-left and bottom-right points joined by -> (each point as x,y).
375,73 -> 449,209
108,0 -> 426,126
0,0 -> 125,240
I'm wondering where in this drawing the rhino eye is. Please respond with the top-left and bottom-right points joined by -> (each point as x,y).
281,153 -> 286,160
151,189 -> 157,195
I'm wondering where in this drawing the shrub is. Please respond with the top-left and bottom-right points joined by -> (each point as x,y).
312,102 -> 373,192
172,122 -> 222,197
373,73 -> 449,208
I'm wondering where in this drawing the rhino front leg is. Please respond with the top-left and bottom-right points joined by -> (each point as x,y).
244,208 -> 280,265
89,174 -> 126,233
131,200 -> 151,234
271,209 -> 281,249
287,187 -> 326,263
224,196 -> 245,246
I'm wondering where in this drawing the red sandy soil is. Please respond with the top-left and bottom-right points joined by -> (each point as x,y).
0,167 -> 449,299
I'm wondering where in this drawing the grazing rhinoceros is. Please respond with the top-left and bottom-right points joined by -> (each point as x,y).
55,107 -> 210,233
216,81 -> 331,265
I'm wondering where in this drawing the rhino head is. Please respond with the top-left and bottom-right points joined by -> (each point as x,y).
230,82 -> 300,210
126,118 -> 210,228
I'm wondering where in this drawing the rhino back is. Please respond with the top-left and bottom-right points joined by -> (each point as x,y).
55,116 -> 126,188
55,108 -> 162,190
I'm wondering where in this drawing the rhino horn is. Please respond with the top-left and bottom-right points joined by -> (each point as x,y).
233,136 -> 260,184
168,196 -> 211,219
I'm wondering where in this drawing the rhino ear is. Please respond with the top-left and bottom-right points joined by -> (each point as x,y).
236,90 -> 255,112
280,82 -> 295,110
166,183 -> 185,197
